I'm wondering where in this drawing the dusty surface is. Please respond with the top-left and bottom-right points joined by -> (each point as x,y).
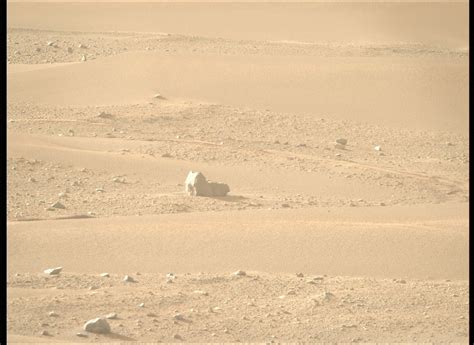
6,2 -> 469,343
7,272 -> 469,343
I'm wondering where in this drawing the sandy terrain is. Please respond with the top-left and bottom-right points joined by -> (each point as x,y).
7,2 -> 469,343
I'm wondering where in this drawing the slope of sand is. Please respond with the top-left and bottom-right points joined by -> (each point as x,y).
7,2 -> 469,343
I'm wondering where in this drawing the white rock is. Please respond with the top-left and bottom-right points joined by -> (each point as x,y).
83,317 -> 110,334
123,275 -> 136,282
374,145 -> 382,151
47,41 -> 54,46
193,290 -> 208,296
48,311 -> 59,317
81,55 -> 87,62
105,313 -> 117,319
185,171 -> 230,197
100,273 -> 110,278
233,270 -> 247,276
44,267 -> 62,275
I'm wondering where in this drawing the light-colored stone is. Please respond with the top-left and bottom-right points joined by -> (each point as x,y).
123,275 -> 136,282
193,290 -> 208,296
44,267 -> 62,275
105,313 -> 117,319
233,270 -> 246,277
83,318 -> 110,334
185,171 -> 230,197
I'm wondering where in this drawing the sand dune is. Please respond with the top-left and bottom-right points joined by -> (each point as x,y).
8,203 -> 468,279
8,52 -> 469,133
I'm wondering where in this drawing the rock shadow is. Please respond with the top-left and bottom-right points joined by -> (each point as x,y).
103,333 -> 136,341
209,195 -> 247,202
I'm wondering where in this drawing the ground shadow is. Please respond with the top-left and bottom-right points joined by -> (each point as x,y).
103,333 -> 136,341
209,195 -> 247,202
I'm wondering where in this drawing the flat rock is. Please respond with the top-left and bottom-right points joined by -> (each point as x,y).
233,270 -> 247,276
44,267 -> 62,275
193,290 -> 209,296
336,138 -> 348,145
105,313 -> 118,319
